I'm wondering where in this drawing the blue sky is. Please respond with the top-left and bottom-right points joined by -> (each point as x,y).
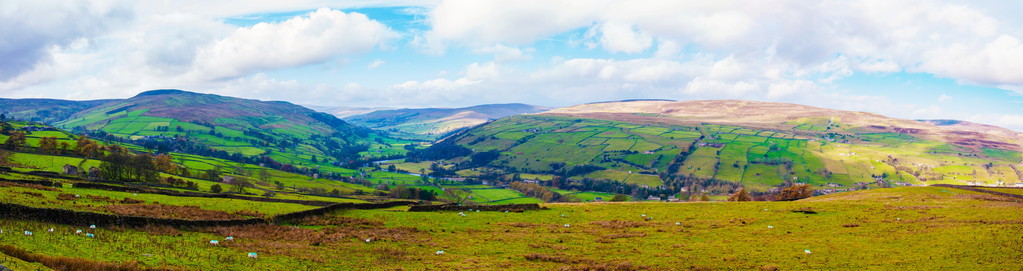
2,0 -> 1023,130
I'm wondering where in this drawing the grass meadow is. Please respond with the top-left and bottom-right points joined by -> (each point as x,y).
1,186 -> 1020,270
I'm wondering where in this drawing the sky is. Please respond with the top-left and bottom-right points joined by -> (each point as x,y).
2,0 -> 1023,130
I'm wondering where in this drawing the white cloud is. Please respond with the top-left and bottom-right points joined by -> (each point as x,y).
0,1 -> 131,84
472,44 -> 533,62
368,59 -> 385,69
191,8 -> 398,80
938,94 -> 952,102
921,35 -> 1023,86
428,0 -> 598,45
599,22 -> 652,54
424,0 -> 1023,93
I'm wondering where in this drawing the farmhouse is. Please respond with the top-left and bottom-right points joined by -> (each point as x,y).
62,164 -> 79,175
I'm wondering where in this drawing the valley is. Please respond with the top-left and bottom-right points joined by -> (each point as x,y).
1,91 -> 1022,270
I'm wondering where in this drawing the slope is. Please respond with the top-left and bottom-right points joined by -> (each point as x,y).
411,100 -> 1023,192
54,89 -> 392,178
0,98 -> 113,124
343,103 -> 551,140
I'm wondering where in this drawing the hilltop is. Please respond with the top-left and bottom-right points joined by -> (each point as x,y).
343,103 -> 551,140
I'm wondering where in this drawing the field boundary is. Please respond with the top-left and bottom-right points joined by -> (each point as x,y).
408,203 -> 542,212
71,182 -> 345,207
0,200 -> 418,228
931,184 -> 1023,200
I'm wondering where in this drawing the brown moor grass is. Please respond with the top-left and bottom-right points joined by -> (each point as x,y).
102,204 -> 241,220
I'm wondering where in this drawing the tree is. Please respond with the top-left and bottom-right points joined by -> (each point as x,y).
38,137 -> 59,154
204,168 -> 221,182
776,184 -> 813,201
0,123 -> 12,135
154,153 -> 176,172
3,131 -> 26,150
610,194 -> 629,202
700,194 -> 710,201
728,188 -> 753,202
210,184 -> 223,193
232,178 -> 251,194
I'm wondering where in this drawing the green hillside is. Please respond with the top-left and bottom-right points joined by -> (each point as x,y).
54,90 -> 410,179
0,98 -> 112,124
406,100 -> 1023,193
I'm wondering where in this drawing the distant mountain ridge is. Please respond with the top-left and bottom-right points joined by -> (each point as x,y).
342,103 -> 551,140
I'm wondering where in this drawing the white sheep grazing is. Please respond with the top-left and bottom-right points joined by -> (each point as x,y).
86,233 -> 95,238
210,240 -> 219,246
89,225 -> 96,229
76,229 -> 83,234
226,236 -> 234,241
641,214 -> 646,217
675,222 -> 681,226
24,231 -> 32,236
248,252 -> 257,259
365,238 -> 372,243
48,228 -> 54,232
563,224 -> 570,228
435,250 -> 445,255
1,229 -> 4,234
804,249 -> 811,255
768,226 -> 773,229
896,218 -> 901,221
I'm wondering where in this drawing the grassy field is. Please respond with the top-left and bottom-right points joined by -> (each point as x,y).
0,182 -> 319,219
0,186 -> 1020,270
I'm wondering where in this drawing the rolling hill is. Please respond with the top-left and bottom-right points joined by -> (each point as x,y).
0,98 -> 113,124
410,99 -> 1023,192
52,89 -> 401,178
343,103 -> 551,140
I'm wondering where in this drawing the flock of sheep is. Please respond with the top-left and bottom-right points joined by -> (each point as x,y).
2,224 -> 261,260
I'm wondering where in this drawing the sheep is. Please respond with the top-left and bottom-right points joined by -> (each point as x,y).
641,214 -> 646,217
458,212 -> 466,217
210,240 -> 219,246
804,249 -> 811,255
86,233 -> 95,238
0,229 -> 3,234
896,218 -> 901,221
768,226 -> 773,229
24,231 -> 32,236
560,214 -> 566,217
226,236 -> 234,241
248,252 -> 258,259
563,224 -> 570,228
76,229 -> 83,234
365,238 -> 372,243
48,228 -> 54,233
435,250 -> 445,255
89,225 -> 96,229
